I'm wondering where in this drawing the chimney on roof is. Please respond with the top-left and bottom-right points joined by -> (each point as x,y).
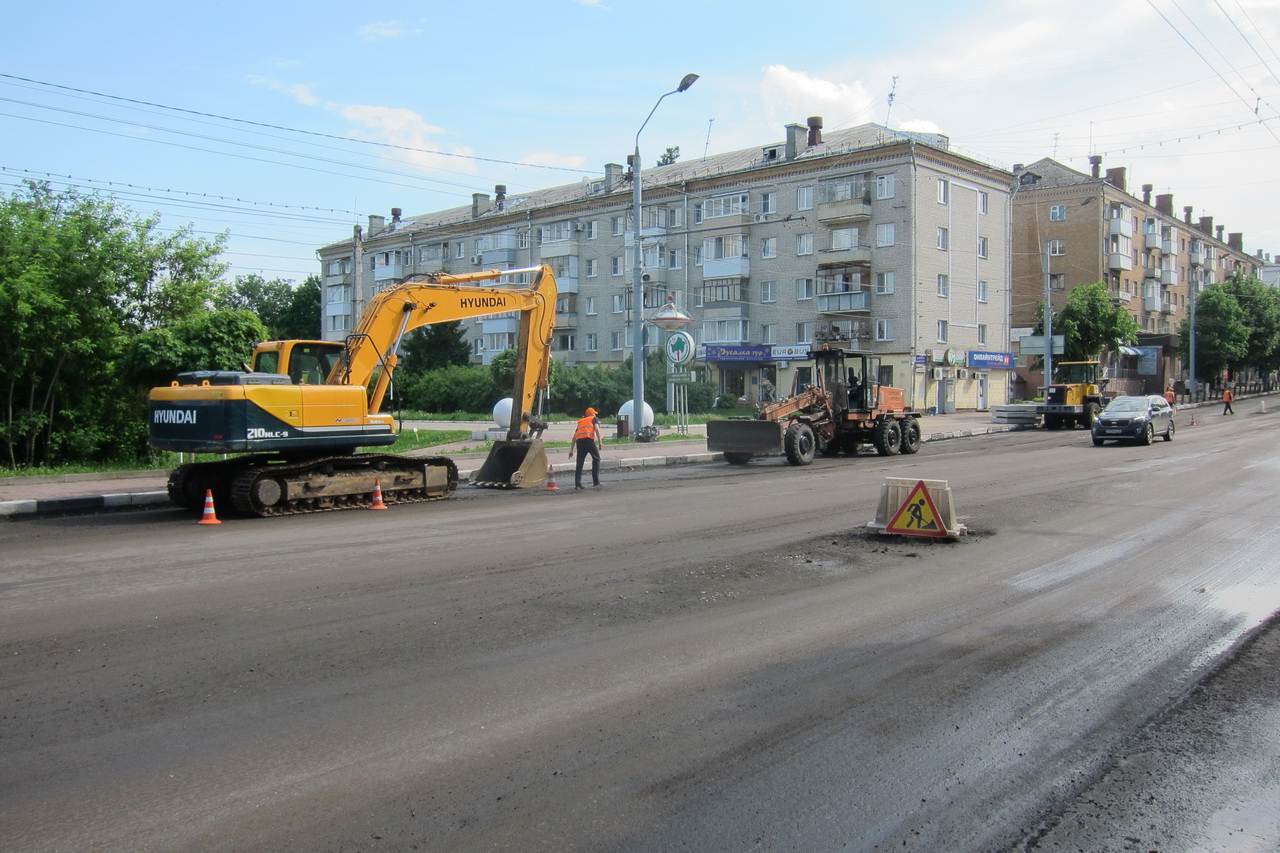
390,207 -> 402,228
1104,167 -> 1127,192
1141,184 -> 1153,205
785,123 -> 806,160
1229,232 -> 1243,252
1258,249 -> 1266,259
806,115 -> 824,147
1155,193 -> 1174,216
471,192 -> 490,219
1012,163 -> 1025,173
368,214 -> 385,236
604,163 -> 623,191
1183,205 -> 1193,225
1216,224 -> 1225,241
1089,155 -> 1102,178
1199,215 -> 1214,236
494,184 -> 507,211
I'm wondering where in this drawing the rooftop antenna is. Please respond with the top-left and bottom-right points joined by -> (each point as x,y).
884,75 -> 899,126
1052,131 -> 1060,159
703,118 -> 715,159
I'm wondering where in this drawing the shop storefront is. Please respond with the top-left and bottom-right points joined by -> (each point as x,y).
701,343 -> 812,403
912,349 -> 1013,412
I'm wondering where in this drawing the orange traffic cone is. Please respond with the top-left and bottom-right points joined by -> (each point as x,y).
546,463 -> 559,492
370,479 -> 389,510
1189,412 -> 1197,427
198,489 -> 221,525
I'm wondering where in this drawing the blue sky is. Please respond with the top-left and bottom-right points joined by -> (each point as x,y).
5,0 -> 1279,279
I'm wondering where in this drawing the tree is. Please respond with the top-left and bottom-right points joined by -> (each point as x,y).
400,322 -> 471,372
1221,273 -> 1280,372
123,310 -> 268,391
488,347 -> 560,396
656,146 -> 680,166
1049,281 -> 1140,360
275,275 -> 322,340
217,274 -> 295,338
1179,285 -> 1249,383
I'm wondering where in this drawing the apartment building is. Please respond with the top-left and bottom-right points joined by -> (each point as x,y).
1012,156 -> 1261,394
317,119 -> 1014,411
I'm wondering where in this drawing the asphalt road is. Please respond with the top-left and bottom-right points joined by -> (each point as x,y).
2,408 -> 1278,851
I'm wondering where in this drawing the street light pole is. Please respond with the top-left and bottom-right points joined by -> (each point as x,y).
1044,241 -> 1053,389
630,72 -> 698,437
1189,275 -> 1198,401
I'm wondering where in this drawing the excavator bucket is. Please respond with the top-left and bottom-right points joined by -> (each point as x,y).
706,419 -> 784,456
471,437 -> 549,489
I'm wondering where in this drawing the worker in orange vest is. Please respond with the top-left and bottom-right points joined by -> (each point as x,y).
1164,385 -> 1176,407
569,407 -> 603,490
1222,386 -> 1234,415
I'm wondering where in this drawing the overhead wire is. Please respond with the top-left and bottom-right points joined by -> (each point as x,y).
1213,0 -> 1280,92
1168,0 -> 1280,116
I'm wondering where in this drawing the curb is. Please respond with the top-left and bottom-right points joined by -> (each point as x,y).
0,426 -> 1029,521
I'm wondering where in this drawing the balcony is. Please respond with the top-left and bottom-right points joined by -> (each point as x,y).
1143,292 -> 1161,312
373,262 -> 408,282
623,225 -> 669,247
817,194 -> 872,224
1189,245 -> 1202,266
481,315 -> 519,335
480,247 -> 517,266
1107,216 -> 1134,238
703,256 -> 750,278
1161,267 -> 1178,286
817,245 -> 872,267
539,238 -> 579,259
1108,287 -> 1133,303
325,272 -> 352,286
639,266 -> 668,287
1161,299 -> 1173,315
1161,238 -> 1178,256
699,212 -> 753,229
817,289 -> 871,314
417,256 -> 449,274
1143,238 -> 1160,256
555,311 -> 578,329
556,275 -> 580,294
1108,252 -> 1133,271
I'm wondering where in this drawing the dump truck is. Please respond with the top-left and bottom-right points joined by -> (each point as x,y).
148,266 -> 557,516
706,346 -> 923,465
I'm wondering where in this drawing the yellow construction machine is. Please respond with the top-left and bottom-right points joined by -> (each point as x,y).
149,266 -> 557,516
1040,360 -> 1106,429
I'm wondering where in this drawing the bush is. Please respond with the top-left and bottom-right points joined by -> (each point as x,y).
397,365 -> 501,414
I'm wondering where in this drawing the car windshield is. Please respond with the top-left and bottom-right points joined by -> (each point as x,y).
1105,397 -> 1148,413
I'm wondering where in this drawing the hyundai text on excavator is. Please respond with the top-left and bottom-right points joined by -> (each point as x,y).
148,266 -> 557,516
706,345 -> 923,465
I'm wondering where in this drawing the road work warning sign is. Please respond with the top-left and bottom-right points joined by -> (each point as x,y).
884,480 -> 949,538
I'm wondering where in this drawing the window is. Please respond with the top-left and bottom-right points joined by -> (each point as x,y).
937,178 -> 950,205
876,174 -> 895,200
979,191 -> 989,215
611,256 -> 623,276
703,193 -> 749,219
669,249 -> 682,269
797,186 -> 814,211
761,280 -> 777,303
327,284 -> 352,303
1048,239 -> 1065,256
875,271 -> 895,294
693,203 -> 703,224
585,333 -> 598,352
585,258 -> 597,278
611,331 -> 624,351
1050,273 -> 1065,290
761,237 -> 777,258
977,279 -> 989,302
1049,204 -> 1066,222
977,236 -> 988,259
875,319 -> 894,341
472,338 -> 484,356
585,296 -> 596,315
670,207 -> 684,227
978,323 -> 988,344
557,333 -> 576,352
612,294 -> 625,313
937,274 -> 950,297
876,223 -> 895,247
702,319 -> 749,343
878,365 -> 894,387
455,242 -> 464,259
327,313 -> 352,332
796,277 -> 815,300
796,233 -> 814,255
937,319 -> 948,342
937,227 -> 949,250
761,192 -> 776,215
611,215 -> 624,236
761,323 -> 777,344
539,221 -> 574,244
586,220 -> 598,239
796,321 -> 814,343
700,279 -> 745,304
831,227 -> 857,250
694,246 -> 703,266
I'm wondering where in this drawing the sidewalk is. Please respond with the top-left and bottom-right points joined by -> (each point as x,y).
1,410 -> 1027,518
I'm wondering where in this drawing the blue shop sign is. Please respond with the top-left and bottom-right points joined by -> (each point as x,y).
966,350 -> 1014,370
704,344 -> 772,362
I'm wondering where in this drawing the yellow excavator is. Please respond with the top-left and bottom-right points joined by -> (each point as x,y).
149,266 -> 557,516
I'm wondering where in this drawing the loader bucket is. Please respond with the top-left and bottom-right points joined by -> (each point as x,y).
470,438 -> 549,489
706,419 -> 785,456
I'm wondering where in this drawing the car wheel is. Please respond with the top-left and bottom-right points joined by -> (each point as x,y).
873,418 -> 902,456
1163,419 -> 1174,441
1080,402 -> 1101,429
1092,436 -> 1105,447
1140,422 -> 1154,446
784,422 -> 816,466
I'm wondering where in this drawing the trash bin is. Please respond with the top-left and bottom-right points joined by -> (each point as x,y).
617,415 -> 630,439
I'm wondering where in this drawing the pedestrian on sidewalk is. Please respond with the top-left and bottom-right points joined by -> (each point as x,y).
1164,385 -> 1176,408
569,406 -> 603,490
1222,386 -> 1234,415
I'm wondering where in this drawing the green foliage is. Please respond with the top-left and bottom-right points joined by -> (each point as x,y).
1220,274 -> 1280,371
122,310 -> 267,390
1179,284 -> 1251,381
276,275 -> 322,340
656,146 -> 680,166
1036,281 -> 1139,360
0,181 -> 235,468
398,365 -> 501,413
400,321 -> 471,372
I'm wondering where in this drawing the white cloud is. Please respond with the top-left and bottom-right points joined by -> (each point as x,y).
518,150 -> 588,169
574,0 -> 609,7
358,20 -> 422,41
246,76 -> 320,106
899,119 -> 942,134
758,65 -> 874,129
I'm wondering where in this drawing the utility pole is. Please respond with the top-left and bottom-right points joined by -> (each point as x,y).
1189,275 -> 1198,401
1044,241 -> 1054,388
